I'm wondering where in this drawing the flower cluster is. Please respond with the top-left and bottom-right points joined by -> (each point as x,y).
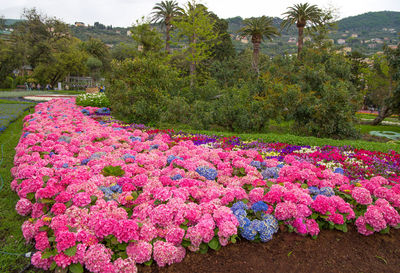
12,98 -> 400,273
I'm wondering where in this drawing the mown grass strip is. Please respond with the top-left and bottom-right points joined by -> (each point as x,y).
0,109 -> 38,273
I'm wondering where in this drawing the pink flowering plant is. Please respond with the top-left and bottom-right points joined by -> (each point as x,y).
11,99 -> 400,272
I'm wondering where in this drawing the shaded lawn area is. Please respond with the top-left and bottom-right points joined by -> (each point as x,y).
0,109 -> 40,273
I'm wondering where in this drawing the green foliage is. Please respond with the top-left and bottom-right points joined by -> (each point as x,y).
106,55 -> 181,124
131,19 -> 164,53
101,165 -> 125,177
76,93 -> 110,107
161,96 -> 191,124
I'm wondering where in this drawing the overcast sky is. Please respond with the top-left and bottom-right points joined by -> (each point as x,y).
1,0 -> 399,27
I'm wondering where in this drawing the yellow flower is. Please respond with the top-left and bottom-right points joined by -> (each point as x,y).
344,189 -> 351,193
43,217 -> 52,222
126,195 -> 134,201
355,183 -> 362,187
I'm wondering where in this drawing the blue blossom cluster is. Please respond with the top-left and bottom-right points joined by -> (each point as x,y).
149,144 -> 159,151
308,186 -> 335,200
81,109 -> 90,115
122,153 -> 136,160
250,160 -> 266,170
99,185 -> 122,201
195,166 -> 218,180
231,201 -> 278,242
334,167 -> 344,175
95,107 -> 111,115
171,174 -> 183,181
58,135 -> 72,143
261,167 -> 280,180
129,136 -> 142,142
251,201 -> 269,212
167,155 -> 184,165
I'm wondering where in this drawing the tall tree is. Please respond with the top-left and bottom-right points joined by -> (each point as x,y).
151,0 -> 182,54
172,1 -> 219,85
238,16 -> 279,74
281,3 -> 323,57
362,47 -> 400,125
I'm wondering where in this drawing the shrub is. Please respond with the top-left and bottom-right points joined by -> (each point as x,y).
106,55 -> 181,124
76,93 -> 110,108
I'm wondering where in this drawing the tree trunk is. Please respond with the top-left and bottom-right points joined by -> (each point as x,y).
252,41 -> 260,75
371,105 -> 392,125
297,26 -> 304,58
189,32 -> 197,87
165,23 -> 171,54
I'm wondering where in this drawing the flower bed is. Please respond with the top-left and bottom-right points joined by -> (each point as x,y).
12,99 -> 400,273
0,103 -> 33,133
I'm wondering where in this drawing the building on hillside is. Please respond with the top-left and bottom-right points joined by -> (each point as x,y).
115,30 -> 121,34
337,39 -> 346,45
288,37 -> 297,43
240,37 -> 249,44
75,22 -> 85,27
388,44 -> 398,50
127,30 -> 132,36
351,33 -> 358,38
368,44 -> 377,48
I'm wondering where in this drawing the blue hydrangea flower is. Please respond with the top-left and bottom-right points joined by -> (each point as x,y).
259,227 -> 274,242
58,135 -> 71,143
262,214 -> 279,233
231,201 -> 248,212
90,152 -> 106,160
62,163 -> 69,168
23,132 -> 30,138
81,109 -> 90,115
320,187 -> 335,197
276,164 -> 284,168
110,184 -> 122,193
171,174 -> 183,181
130,136 -> 142,142
195,166 -> 218,180
149,144 -> 159,151
238,216 -> 251,229
334,167 -> 344,175
122,154 -> 136,160
261,167 -> 279,180
251,201 -> 269,213
233,208 -> 247,218
95,107 -> 110,115
250,160 -> 262,170
308,186 -> 320,195
81,158 -> 90,165
49,152 -> 55,157
167,155 -> 184,165
241,224 -> 257,241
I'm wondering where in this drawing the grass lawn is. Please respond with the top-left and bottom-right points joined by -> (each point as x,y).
0,109 -> 39,273
0,90 -> 84,98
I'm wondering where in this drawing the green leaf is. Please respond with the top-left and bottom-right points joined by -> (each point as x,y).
26,192 -> 35,202
90,195 -> 98,205
311,213 -> 318,219
199,243 -> 209,254
379,226 -> 390,234
41,249 -> 58,259
48,236 -> 56,242
208,237 -> 219,250
64,245 -> 77,257
50,261 -> 57,271
144,260 -> 153,266
366,223 -> 375,231
266,181 -> 274,188
39,225 -> 49,231
301,183 -> 308,189
42,175 -> 50,183
69,263 -> 83,273
182,239 -> 191,247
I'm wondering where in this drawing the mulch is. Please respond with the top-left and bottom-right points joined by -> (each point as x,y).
139,226 -> 400,273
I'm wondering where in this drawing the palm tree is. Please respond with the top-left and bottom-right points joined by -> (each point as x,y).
238,16 -> 280,74
281,3 -> 323,57
151,0 -> 182,54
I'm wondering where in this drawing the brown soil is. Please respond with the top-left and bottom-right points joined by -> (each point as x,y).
139,226 -> 400,273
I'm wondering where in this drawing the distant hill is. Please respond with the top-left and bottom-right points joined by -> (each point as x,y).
3,11 -> 399,55
337,11 -> 400,31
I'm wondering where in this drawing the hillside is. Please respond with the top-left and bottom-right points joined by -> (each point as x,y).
3,11 -> 399,55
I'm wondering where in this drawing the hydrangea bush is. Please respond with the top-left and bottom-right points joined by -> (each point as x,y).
12,99 -> 400,272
